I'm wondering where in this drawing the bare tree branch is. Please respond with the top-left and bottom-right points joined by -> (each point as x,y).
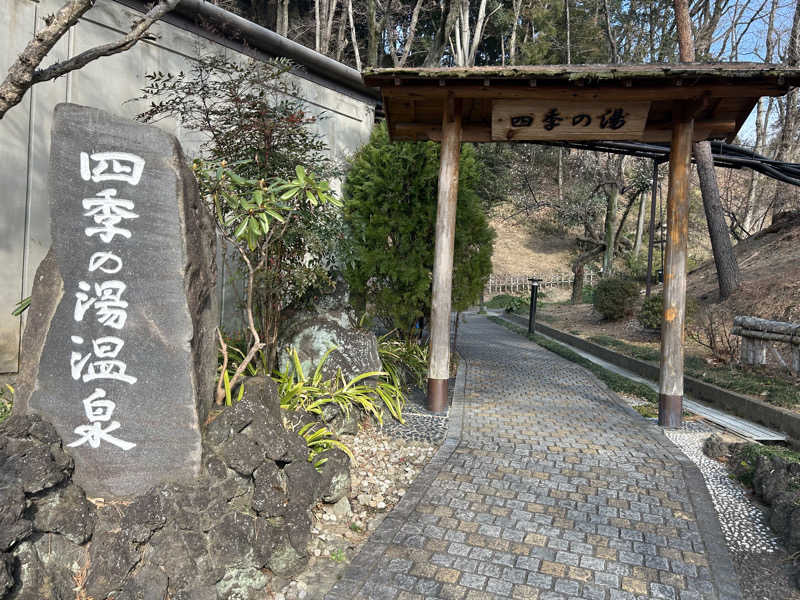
0,0 -> 178,121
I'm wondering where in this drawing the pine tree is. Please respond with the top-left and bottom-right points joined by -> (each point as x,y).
342,123 -> 494,338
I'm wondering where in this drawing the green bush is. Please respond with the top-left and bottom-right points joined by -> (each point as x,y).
638,294 -> 663,329
593,278 -> 641,321
505,296 -> 530,314
485,294 -> 516,309
638,293 -> 698,330
342,123 -> 494,338
0,384 -> 12,424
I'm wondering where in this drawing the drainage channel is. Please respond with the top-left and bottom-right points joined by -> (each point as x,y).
492,312 -> 786,443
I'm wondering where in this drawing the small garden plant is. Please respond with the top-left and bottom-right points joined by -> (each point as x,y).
377,331 -> 429,391
593,277 -> 641,321
273,347 -> 405,425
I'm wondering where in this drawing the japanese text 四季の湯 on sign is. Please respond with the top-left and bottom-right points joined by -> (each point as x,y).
492,100 -> 650,141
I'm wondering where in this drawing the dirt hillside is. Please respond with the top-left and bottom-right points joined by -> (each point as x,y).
688,211 -> 800,322
489,207 -> 574,275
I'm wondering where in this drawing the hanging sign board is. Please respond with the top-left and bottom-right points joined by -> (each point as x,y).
492,100 -> 651,141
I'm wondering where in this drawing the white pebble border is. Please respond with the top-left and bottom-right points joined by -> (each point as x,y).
663,423 -> 781,555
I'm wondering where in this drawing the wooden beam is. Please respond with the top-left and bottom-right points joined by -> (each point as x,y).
380,84 -> 785,102
658,109 -> 694,428
389,122 -> 716,143
427,95 -> 462,412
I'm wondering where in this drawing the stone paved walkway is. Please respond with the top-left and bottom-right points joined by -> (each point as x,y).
326,315 -> 741,600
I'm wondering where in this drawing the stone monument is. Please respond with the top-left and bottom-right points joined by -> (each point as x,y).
14,103 -> 217,498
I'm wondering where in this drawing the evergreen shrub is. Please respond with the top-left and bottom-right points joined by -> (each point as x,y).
638,293 -> 663,329
593,278 -> 640,321
342,123 -> 494,338
638,293 -> 698,330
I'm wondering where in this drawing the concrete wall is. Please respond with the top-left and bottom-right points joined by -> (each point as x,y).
0,0 -> 376,374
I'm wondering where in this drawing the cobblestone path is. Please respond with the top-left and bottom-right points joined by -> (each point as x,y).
326,315 -> 741,600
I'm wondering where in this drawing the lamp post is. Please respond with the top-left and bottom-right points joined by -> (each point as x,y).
528,278 -> 542,335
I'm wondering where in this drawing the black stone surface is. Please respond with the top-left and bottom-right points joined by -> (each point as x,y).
18,103 -> 217,498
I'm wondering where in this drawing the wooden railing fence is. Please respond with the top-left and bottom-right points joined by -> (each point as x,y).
484,270 -> 596,295
732,316 -> 800,374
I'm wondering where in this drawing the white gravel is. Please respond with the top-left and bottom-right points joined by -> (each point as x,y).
663,423 -> 781,555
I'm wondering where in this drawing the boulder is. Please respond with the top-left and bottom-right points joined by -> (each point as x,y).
318,448 -> 351,503
0,415 -> 72,495
702,432 -> 747,460
279,278 -> 382,382
14,103 -> 218,500
0,364 -> 338,599
30,484 -> 94,544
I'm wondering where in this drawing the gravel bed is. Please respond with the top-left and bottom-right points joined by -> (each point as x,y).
619,393 -> 800,600
380,382 -> 452,445
269,426 -> 438,600
664,423 -> 780,555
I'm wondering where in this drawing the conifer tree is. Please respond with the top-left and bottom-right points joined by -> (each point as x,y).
342,123 -> 494,338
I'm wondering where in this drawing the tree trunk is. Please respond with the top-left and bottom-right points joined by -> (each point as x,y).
564,0 -> 571,64
0,0 -> 178,121
693,141 -> 740,299
633,192 -> 646,256
772,1 -> 800,220
367,0 -> 378,66
423,0 -> 457,67
277,0 -> 289,36
509,0 -> 522,66
571,262 -> 584,304
347,0 -> 361,71
602,0 -> 618,63
602,185 -> 617,277
397,0 -> 424,67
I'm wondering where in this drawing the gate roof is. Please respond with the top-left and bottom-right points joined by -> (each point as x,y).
363,63 -> 800,144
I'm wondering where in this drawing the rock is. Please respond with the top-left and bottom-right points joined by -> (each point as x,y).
756,456 -> 788,504
84,522 -> 141,598
206,394 -> 306,466
318,448 -> 351,504
114,565 -> 169,600
0,365 -> 328,598
789,508 -> 800,553
320,404 -> 359,436
0,415 -> 73,495
279,278 -> 382,382
30,532 -> 87,583
702,432 -> 746,460
208,512 -> 275,570
216,566 -> 269,599
268,530 -> 307,575
285,460 -> 322,509
331,497 -> 352,520
252,461 -> 290,518
237,376 -> 282,423
14,103 -> 217,499
11,539 -> 74,600
0,483 -> 31,551
31,484 -> 94,544
0,554 -> 13,596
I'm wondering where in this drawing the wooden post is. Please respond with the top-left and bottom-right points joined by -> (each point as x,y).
645,160 -> 659,297
659,110 -> 694,428
427,95 -> 462,412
